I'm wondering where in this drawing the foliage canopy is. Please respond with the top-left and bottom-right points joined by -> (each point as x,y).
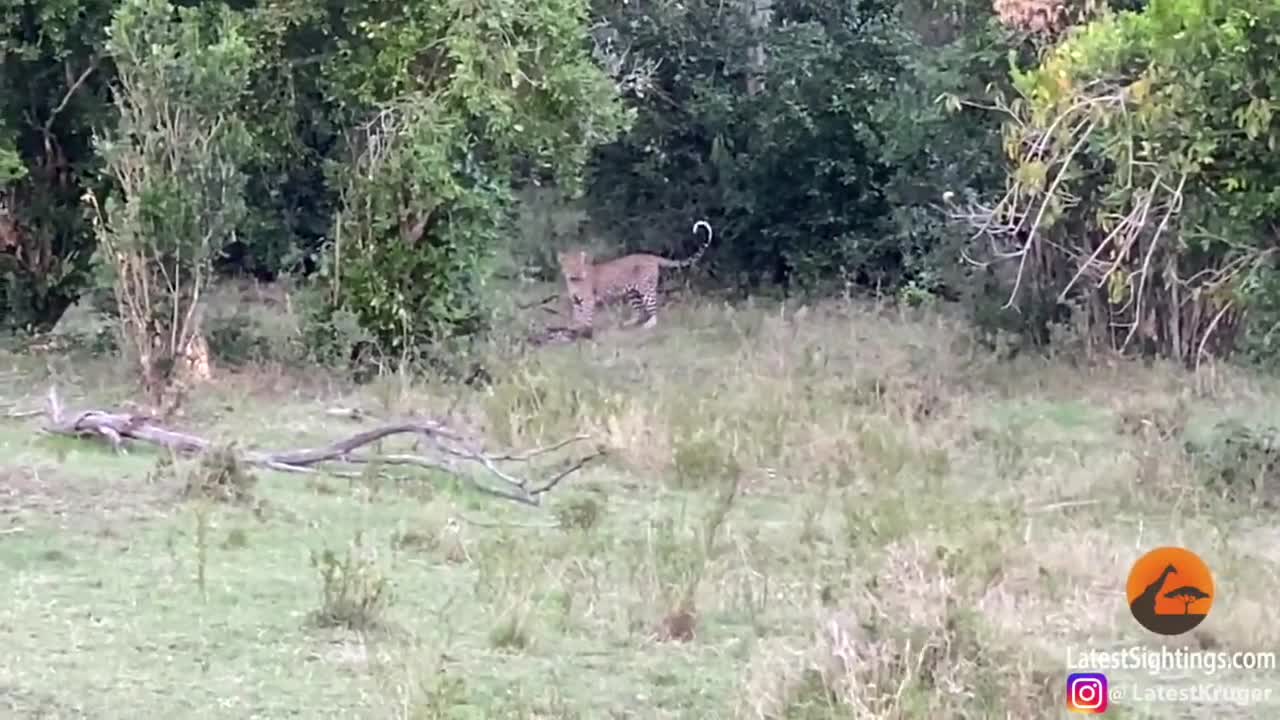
959,0 -> 1280,362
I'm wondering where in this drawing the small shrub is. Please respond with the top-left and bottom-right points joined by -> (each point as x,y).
987,424 -> 1030,483
842,491 -> 915,549
650,475 -> 740,642
403,671 -> 471,720
554,495 -> 603,532
1227,246 -> 1280,369
181,444 -> 257,505
854,422 -> 915,485
146,452 -> 176,485
204,312 -> 280,366
761,541 -> 1057,718
296,296 -> 376,370
1185,419 -> 1280,508
392,528 -> 440,553
642,514 -> 704,612
775,667 -> 843,719
656,605 -> 697,643
1115,397 -> 1190,442
308,530 -> 393,631
670,431 -> 740,491
222,527 -> 249,549
957,263 -> 1073,359
489,611 -> 533,652
482,367 -> 578,447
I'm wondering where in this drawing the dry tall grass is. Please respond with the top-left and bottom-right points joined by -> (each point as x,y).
1,286 -> 1277,718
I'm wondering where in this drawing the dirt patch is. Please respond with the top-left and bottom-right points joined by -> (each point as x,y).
0,464 -> 172,529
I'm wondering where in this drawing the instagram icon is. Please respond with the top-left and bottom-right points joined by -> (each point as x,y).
1066,672 -> 1109,714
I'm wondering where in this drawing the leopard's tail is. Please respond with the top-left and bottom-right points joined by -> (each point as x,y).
657,220 -> 714,269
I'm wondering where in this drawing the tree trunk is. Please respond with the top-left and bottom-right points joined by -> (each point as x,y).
745,0 -> 772,96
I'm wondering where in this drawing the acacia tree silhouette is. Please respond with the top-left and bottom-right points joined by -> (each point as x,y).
1164,586 -> 1211,615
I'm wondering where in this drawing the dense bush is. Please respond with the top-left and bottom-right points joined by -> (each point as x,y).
0,0 -> 117,332
282,0 -> 629,357
957,0 -> 1280,364
581,0 -> 1015,295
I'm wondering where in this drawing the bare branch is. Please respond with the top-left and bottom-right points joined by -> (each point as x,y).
1121,171 -> 1187,351
1195,300 -> 1235,374
486,433 -> 591,461
516,293 -> 560,310
455,513 -> 560,530
1005,116 -> 1099,309
527,451 -> 603,497
42,57 -> 100,136
951,82 -> 1260,365
1056,174 -> 1159,302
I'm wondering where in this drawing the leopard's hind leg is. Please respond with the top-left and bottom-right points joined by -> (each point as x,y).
617,286 -> 647,327
637,283 -> 659,329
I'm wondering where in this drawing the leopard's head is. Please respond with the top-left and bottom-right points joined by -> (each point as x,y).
556,248 -> 594,309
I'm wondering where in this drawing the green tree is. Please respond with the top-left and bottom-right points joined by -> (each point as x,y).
957,0 -> 1280,364
304,0 -> 629,359
0,0 -> 119,331
89,0 -> 255,407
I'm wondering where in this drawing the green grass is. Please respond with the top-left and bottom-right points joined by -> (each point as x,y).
1,284 -> 1279,718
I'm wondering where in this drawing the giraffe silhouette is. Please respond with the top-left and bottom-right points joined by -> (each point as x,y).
1130,563 -> 1177,625
1130,562 -> 1211,635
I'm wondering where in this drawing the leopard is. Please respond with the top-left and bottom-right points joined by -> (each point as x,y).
135,329 -> 211,418
178,331 -> 212,384
556,220 -> 714,331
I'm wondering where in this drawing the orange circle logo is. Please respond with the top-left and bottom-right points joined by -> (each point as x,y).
1126,546 -> 1214,636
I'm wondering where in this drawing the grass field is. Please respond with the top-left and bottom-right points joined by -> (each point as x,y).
2,281 -> 1279,719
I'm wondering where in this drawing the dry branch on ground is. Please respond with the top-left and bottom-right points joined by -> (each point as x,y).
516,292 -> 560,310
520,293 -> 594,346
37,386 -> 602,506
528,324 -> 594,345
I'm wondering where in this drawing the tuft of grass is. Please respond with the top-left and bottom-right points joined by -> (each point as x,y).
488,610 -> 533,651
308,530 -> 394,631
554,494 -> 604,532
1185,418 -> 1280,508
222,526 -> 249,549
741,540 -> 1060,719
392,527 -> 440,553
193,500 -> 211,600
181,442 -> 257,505
670,425 -> 741,491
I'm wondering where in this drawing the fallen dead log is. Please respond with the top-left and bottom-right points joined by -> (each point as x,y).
39,386 -> 602,506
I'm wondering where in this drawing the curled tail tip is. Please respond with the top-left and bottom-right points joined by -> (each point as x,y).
692,219 -> 713,239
